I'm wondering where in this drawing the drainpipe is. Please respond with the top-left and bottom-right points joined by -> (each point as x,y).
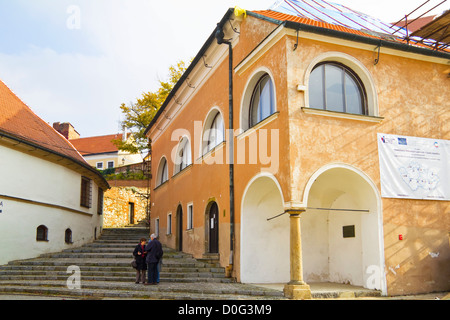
215,24 -> 235,274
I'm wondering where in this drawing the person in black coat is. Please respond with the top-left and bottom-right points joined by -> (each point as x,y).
145,234 -> 163,285
133,238 -> 147,284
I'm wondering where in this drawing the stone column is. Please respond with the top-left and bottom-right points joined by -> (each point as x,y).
283,209 -> 312,299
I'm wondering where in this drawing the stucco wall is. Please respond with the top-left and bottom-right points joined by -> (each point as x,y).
148,13 -> 449,295
0,145 -> 104,265
103,186 -> 148,228
284,35 -> 450,295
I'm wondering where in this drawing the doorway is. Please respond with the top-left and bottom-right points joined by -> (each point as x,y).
208,202 -> 219,253
176,205 -> 183,251
129,202 -> 135,225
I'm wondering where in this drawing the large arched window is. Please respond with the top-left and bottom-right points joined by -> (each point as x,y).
203,110 -> 224,155
156,157 -> 169,187
309,62 -> 367,115
174,137 -> 192,174
249,74 -> 275,127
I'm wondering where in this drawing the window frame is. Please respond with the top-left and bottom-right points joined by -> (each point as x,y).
80,176 -> 92,208
187,203 -> 194,230
303,52 -> 379,119
240,69 -> 277,132
155,218 -> 160,238
167,213 -> 172,235
174,137 -> 192,175
65,228 -> 73,244
36,225 -> 48,242
203,111 -> 225,155
156,157 -> 169,187
309,61 -> 368,116
97,187 -> 104,215
249,74 -> 276,128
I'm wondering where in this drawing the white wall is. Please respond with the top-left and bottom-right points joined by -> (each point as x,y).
241,175 -> 290,283
0,145 -> 103,265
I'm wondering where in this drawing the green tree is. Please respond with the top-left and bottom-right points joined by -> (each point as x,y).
113,60 -> 189,154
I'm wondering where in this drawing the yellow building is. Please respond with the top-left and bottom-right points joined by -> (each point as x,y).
145,5 -> 449,297
70,132 -> 142,170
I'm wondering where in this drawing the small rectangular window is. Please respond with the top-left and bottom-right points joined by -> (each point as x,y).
187,203 -> 194,230
155,218 -> 160,238
343,225 -> 356,238
80,177 -> 92,208
97,187 -> 104,215
107,161 -> 114,169
96,162 -> 104,170
167,213 -> 172,235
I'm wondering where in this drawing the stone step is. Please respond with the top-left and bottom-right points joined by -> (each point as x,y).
0,268 -> 226,278
0,227 -> 289,299
0,274 -> 230,283
0,281 -> 283,300
40,253 -> 194,260
62,247 -> 192,258
0,264 -> 225,274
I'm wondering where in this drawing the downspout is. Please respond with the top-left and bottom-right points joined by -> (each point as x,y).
215,23 -> 235,276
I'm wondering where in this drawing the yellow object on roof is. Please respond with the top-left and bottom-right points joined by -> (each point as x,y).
234,6 -> 247,18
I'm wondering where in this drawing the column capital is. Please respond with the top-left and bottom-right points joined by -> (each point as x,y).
285,208 -> 306,216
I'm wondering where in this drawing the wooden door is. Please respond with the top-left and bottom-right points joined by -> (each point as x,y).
209,202 -> 219,253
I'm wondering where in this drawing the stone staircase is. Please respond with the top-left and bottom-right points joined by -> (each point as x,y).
0,227 -> 285,300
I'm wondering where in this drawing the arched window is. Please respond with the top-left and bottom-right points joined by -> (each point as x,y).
203,110 -> 224,155
174,137 -> 192,174
156,157 -> 169,187
249,74 -> 275,127
309,62 -> 367,115
36,225 -> 48,241
65,228 -> 73,244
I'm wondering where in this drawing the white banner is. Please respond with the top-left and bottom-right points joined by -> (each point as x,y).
377,133 -> 450,201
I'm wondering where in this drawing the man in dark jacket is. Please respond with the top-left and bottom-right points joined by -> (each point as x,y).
145,233 -> 163,285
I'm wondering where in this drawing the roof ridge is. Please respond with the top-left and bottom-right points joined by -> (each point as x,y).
70,133 -> 123,141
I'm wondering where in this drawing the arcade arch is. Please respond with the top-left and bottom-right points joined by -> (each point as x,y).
302,164 -> 386,293
240,173 -> 289,283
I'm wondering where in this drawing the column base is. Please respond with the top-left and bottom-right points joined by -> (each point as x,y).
284,283 -> 312,300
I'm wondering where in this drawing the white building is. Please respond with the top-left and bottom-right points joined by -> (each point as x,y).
0,80 -> 110,265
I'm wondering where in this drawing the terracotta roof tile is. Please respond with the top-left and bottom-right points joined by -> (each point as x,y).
0,79 -> 87,164
70,134 -> 122,156
252,10 -> 381,38
252,10 -> 450,52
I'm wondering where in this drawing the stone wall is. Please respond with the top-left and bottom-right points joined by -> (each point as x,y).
103,186 -> 149,228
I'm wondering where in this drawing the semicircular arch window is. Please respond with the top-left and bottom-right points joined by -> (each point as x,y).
309,62 -> 367,115
249,74 -> 276,127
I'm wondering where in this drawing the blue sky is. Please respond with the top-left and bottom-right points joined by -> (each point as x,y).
0,0 -> 445,137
